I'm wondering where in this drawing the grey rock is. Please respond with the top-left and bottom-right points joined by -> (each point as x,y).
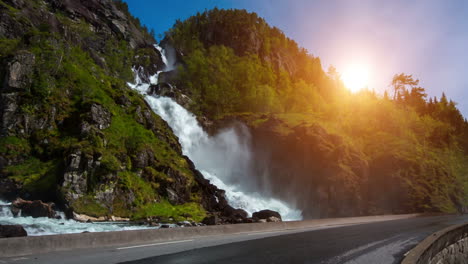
88,103 -> 111,130
62,149 -> 100,201
2,51 -> 35,92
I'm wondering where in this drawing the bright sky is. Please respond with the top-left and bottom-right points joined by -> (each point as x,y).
124,0 -> 468,117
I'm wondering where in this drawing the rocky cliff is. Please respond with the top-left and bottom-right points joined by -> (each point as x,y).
0,0 -> 243,223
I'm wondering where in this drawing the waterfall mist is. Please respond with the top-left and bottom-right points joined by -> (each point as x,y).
145,96 -> 302,220
129,44 -> 303,220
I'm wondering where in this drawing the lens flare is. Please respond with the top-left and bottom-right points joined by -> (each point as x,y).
342,64 -> 370,93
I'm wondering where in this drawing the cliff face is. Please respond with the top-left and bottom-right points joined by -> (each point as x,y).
246,116 -> 413,218
0,0 -> 235,222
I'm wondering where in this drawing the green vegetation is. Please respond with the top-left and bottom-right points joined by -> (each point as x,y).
4,158 -> 59,197
166,9 -> 468,214
133,201 -> 207,222
0,0 -> 205,221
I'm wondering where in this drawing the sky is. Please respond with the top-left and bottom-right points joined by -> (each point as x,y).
124,0 -> 468,117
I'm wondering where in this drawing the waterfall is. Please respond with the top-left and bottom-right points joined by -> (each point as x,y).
129,44 -> 302,221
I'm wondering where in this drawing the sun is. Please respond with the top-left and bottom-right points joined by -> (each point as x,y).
341,64 -> 370,93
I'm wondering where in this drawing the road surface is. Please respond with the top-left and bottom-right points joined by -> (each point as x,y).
1,214 -> 467,264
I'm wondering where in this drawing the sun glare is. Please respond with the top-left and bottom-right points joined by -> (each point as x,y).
342,65 -> 370,93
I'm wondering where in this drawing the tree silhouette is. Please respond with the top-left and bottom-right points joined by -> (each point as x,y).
391,73 -> 419,100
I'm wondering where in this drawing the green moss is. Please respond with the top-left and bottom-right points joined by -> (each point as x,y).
100,153 -> 121,172
0,136 -> 31,158
0,38 -> 19,57
5,158 -> 59,195
133,200 -> 207,222
72,195 -> 109,217
118,171 -> 156,205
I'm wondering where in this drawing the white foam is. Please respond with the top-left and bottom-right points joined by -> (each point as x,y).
128,45 -> 302,220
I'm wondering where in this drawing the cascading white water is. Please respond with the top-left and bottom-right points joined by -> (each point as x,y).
129,44 -> 302,221
0,200 -> 154,236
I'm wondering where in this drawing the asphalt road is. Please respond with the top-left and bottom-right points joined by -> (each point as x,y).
1,214 -> 467,264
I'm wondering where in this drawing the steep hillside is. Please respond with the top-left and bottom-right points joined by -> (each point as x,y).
0,0 -> 239,222
160,9 -> 468,218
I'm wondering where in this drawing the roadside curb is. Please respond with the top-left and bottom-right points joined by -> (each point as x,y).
401,221 -> 468,264
0,214 -> 419,257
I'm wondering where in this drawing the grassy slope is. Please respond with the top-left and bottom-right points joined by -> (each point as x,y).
0,0 -> 206,221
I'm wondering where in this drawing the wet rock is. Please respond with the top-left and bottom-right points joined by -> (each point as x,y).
242,218 -> 255,224
72,212 -> 106,222
202,215 -> 219,225
252,210 -> 282,221
160,224 -> 171,228
221,206 -> 248,223
267,216 -> 282,223
148,83 -> 193,109
0,225 -> 27,238
177,221 -> 191,227
10,198 -> 56,218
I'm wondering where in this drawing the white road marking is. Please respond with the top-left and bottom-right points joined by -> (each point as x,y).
116,239 -> 193,250
246,230 -> 290,236
11,257 -> 29,261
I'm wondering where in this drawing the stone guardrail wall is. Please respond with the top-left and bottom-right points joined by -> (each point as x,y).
401,222 -> 468,264
0,214 -> 418,257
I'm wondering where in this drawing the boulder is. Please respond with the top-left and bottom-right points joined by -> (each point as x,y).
222,206 -> 248,223
202,215 -> 219,225
267,216 -> 281,223
252,210 -> 282,221
0,225 -> 27,238
177,221 -> 191,227
10,199 -> 56,218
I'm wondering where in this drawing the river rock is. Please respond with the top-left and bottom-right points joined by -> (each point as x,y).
10,198 -> 56,218
72,212 -> 107,222
0,225 -> 27,238
267,216 -> 281,223
177,221 -> 192,227
252,210 -> 282,221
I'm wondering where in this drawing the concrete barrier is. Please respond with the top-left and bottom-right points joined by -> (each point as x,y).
401,222 -> 468,264
0,214 -> 419,257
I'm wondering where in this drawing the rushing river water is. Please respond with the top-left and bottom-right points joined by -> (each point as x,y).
0,200 -> 156,236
